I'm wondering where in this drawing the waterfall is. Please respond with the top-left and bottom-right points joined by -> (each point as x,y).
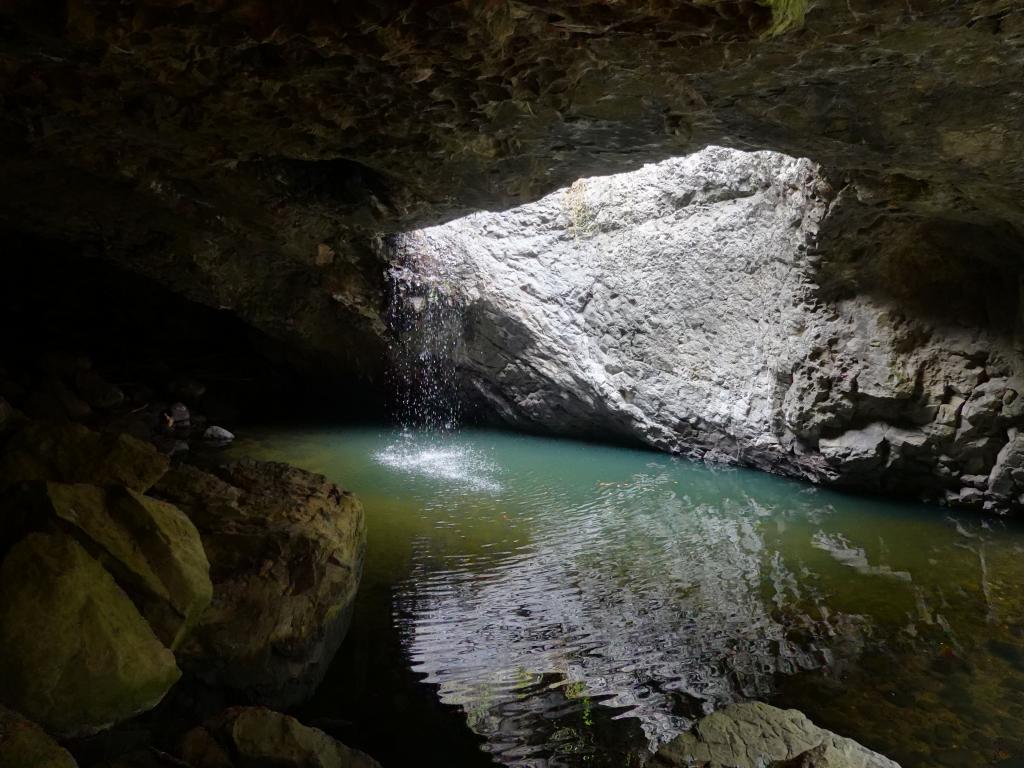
382,232 -> 464,432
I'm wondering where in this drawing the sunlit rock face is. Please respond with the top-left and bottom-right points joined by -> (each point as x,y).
404,147 -> 1024,512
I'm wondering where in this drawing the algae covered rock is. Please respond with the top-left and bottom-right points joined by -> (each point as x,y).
180,707 -> 380,768
650,702 -> 899,768
0,531 -> 181,737
42,482 -> 212,650
153,459 -> 366,707
0,422 -> 168,493
0,705 -> 77,768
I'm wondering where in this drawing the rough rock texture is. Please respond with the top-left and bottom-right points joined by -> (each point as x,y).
0,420 -> 218,738
3,1 -> 1024,389
0,531 -> 181,738
404,147 -> 1024,511
0,421 -> 169,494
179,707 -> 381,768
650,702 -> 898,768
0,705 -> 78,768
41,482 -> 212,650
153,460 -> 366,707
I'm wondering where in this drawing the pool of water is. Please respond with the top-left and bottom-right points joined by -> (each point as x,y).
228,426 -> 1024,768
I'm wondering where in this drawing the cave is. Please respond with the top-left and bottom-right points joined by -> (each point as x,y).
3,3 -> 1024,768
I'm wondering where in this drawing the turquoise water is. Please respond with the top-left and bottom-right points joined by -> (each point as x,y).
230,427 -> 1024,768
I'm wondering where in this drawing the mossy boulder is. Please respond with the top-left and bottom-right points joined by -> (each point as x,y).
153,460 -> 365,707
0,531 -> 181,738
180,707 -> 380,768
0,422 -> 168,493
43,482 -> 212,650
0,705 -> 77,768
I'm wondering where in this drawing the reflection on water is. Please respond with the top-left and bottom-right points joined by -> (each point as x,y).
231,427 -> 1024,768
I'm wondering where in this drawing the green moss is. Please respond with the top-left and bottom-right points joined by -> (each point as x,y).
757,0 -> 808,36
0,531 -> 180,737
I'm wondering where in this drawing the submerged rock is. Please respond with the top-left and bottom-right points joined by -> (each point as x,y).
650,702 -> 899,768
0,531 -> 180,737
0,705 -> 77,768
180,707 -> 380,768
153,460 -> 366,707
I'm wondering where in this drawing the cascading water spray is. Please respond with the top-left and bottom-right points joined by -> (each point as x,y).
381,231 -> 464,432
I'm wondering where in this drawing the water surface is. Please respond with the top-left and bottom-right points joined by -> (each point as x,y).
230,427 -> 1024,768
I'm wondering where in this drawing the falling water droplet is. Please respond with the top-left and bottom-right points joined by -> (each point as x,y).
381,232 -> 464,432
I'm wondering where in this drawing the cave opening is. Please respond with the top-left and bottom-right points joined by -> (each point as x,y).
5,2 -> 1024,767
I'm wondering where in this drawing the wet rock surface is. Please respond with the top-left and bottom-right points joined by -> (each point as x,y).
651,702 -> 898,768
153,460 -> 366,708
404,147 -> 1024,511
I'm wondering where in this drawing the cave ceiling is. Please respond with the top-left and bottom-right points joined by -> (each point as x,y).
1,0 -> 1023,372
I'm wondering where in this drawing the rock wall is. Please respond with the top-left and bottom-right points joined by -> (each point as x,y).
3,2 -> 1024,393
402,147 -> 1024,512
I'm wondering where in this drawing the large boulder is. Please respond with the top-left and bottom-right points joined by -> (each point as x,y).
650,702 -> 899,768
153,459 -> 366,707
41,482 -> 212,650
0,422 -> 168,493
0,531 -> 181,737
180,707 -> 380,768
0,705 -> 77,768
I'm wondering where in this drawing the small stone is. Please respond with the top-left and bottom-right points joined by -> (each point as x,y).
203,425 -> 235,443
958,486 -> 985,506
960,474 -> 989,490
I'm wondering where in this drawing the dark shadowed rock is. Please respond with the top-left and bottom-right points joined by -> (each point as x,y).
0,422 -> 169,494
153,460 -> 366,707
650,702 -> 899,768
0,531 -> 180,738
75,369 -> 125,410
0,705 -> 77,768
180,708 -> 380,768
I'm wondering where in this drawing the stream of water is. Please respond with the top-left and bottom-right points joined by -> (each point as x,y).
229,426 -> 1024,768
